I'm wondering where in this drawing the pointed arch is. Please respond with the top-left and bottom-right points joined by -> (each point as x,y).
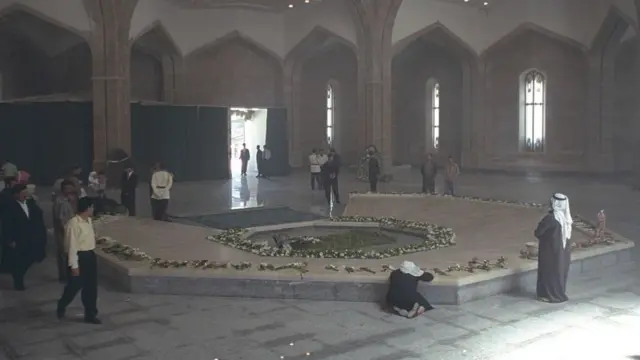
0,4 -> 90,56
0,3 -> 90,41
130,20 -> 181,57
184,30 -> 283,65
182,30 -> 283,107
481,23 -> 588,58
393,22 -> 478,59
285,25 -> 357,65
392,22 -> 477,166
284,26 -> 358,166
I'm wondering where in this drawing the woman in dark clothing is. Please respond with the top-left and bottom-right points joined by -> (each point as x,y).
534,193 -> 573,303
386,261 -> 435,318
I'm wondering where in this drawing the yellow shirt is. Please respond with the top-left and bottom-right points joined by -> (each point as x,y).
65,215 -> 96,269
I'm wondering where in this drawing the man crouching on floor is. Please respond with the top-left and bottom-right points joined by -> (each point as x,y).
386,261 -> 435,318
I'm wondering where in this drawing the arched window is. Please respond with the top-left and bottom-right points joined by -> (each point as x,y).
521,70 -> 546,152
326,84 -> 334,145
432,82 -> 440,149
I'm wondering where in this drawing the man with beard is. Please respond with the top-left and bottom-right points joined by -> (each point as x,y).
534,193 -> 573,303
2,184 -> 47,290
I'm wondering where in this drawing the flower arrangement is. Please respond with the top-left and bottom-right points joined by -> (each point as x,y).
205,216 -> 456,260
519,215 -> 621,260
349,191 -> 545,209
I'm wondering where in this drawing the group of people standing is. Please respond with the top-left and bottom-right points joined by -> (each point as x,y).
420,154 -> 460,195
239,143 -> 272,178
308,148 -> 341,204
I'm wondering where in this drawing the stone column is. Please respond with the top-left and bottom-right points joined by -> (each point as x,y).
349,0 -> 403,172
634,0 -> 640,188
84,0 -> 137,169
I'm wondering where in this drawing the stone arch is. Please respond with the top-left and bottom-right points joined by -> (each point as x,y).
284,26 -> 358,166
0,4 -> 92,100
181,31 -> 284,107
481,23 -> 588,58
130,21 -> 182,102
392,23 -> 477,166
600,8 -> 636,172
479,23 -> 588,169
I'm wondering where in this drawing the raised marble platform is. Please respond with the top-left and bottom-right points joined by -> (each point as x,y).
94,194 -> 634,304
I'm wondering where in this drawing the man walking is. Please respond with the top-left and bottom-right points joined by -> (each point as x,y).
150,163 -> 173,221
309,149 -> 321,190
444,156 -> 460,196
420,154 -> 437,194
120,165 -> 138,216
57,197 -> 101,324
239,143 -> 250,176
53,180 -> 77,283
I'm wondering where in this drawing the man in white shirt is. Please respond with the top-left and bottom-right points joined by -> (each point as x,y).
309,149 -> 321,190
150,163 -> 173,221
262,145 -> 272,178
56,197 -> 100,324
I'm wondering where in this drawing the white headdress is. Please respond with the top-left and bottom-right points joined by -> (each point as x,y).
399,261 -> 424,277
551,193 -> 572,248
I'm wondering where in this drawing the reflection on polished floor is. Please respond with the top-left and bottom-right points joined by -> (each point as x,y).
34,167 -> 640,261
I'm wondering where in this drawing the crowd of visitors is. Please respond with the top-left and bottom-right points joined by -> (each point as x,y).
0,158 -> 174,325
0,154 -> 573,321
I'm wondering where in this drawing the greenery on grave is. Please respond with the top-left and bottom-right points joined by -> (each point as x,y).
287,229 -> 397,251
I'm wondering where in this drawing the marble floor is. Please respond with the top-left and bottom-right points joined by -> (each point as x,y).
6,167 -> 639,359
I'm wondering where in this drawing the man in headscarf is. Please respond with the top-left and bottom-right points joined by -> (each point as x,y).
386,261 -> 435,318
534,193 -> 573,303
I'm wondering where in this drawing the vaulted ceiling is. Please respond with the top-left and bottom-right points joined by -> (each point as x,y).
164,0 -> 323,12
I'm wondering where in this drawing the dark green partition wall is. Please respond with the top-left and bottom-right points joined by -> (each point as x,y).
265,108 -> 290,176
191,106 -> 230,180
0,102 -> 93,185
131,103 -> 229,181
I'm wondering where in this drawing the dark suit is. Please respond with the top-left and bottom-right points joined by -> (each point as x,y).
2,199 -> 47,289
120,171 -> 138,216
0,187 -> 13,272
368,157 -> 380,192
256,149 -> 264,177
321,157 -> 340,204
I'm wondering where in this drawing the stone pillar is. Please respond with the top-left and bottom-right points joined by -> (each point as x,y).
350,0 -> 403,172
84,0 -> 137,169
634,0 -> 640,188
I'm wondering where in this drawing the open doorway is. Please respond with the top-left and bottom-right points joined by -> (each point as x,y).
229,107 -> 267,176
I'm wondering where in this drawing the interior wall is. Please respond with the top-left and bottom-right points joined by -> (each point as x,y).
299,44 -> 358,164
49,43 -> 92,96
392,40 -> 463,166
0,35 -> 92,100
0,36 -> 52,99
481,29 -> 588,170
131,47 -> 164,101
180,38 -> 284,107
614,39 -> 637,173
